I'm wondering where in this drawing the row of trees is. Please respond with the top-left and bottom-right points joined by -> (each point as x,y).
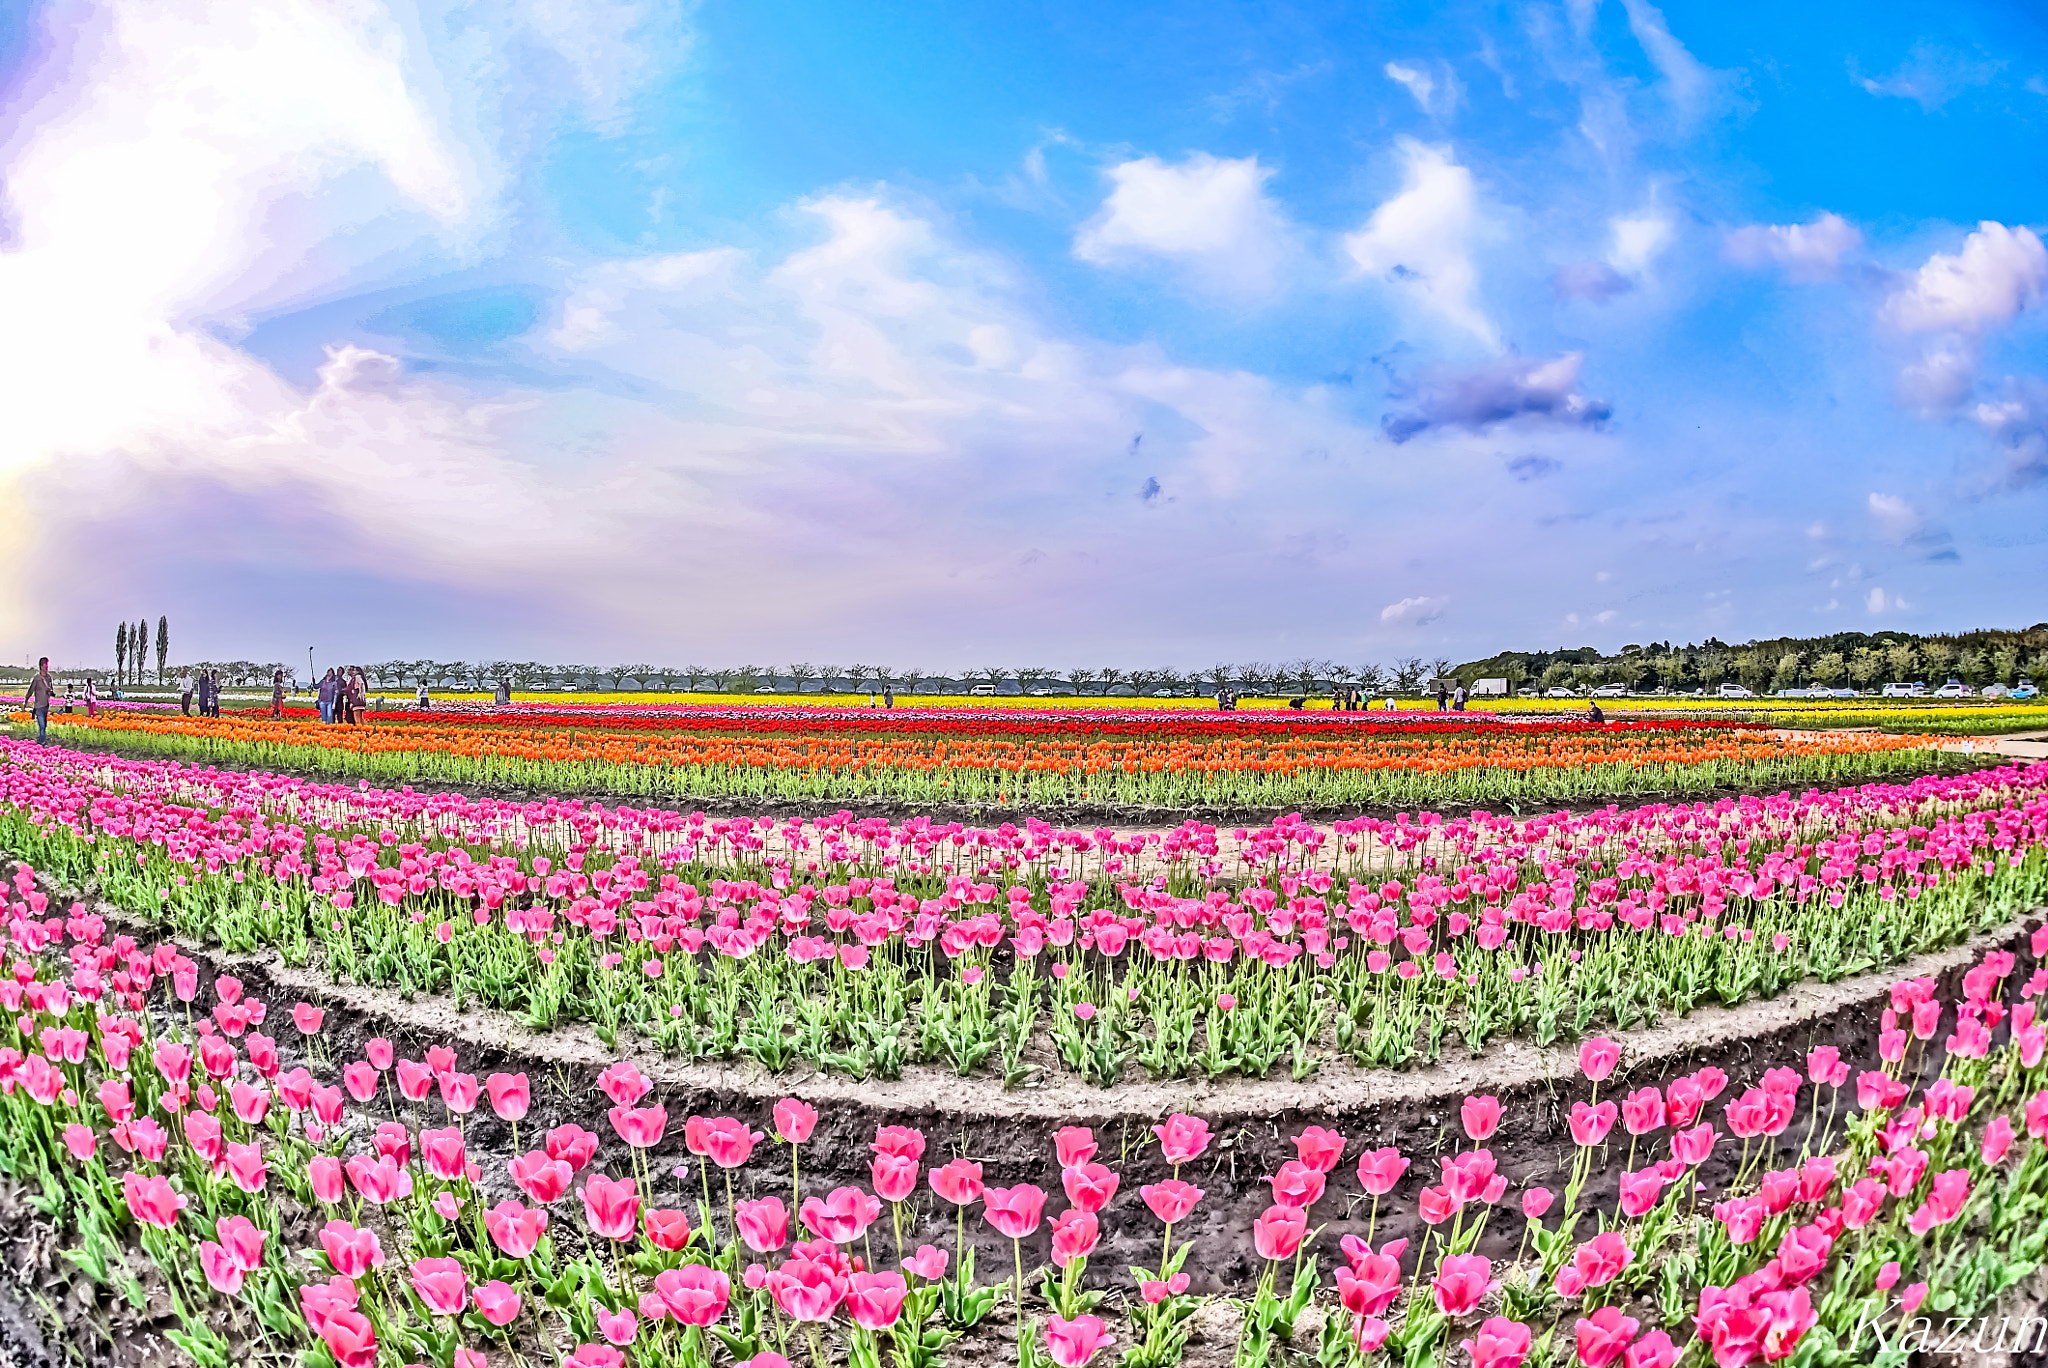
112,617 -> 169,685
1457,626 -> 2048,694
323,658 -> 1469,695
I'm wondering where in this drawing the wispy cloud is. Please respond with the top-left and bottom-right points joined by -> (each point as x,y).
1074,152 -> 1293,296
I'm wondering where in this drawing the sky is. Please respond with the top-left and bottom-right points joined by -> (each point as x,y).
1,0 -> 2045,674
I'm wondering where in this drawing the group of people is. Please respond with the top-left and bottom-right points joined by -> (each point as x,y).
177,669 -> 227,717
316,667 -> 369,724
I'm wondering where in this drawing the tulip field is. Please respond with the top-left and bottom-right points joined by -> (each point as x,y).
20,704 -> 1982,811
2,721 -> 2048,1366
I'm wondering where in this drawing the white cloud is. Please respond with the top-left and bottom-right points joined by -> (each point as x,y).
1865,493 -> 1924,543
1384,61 -> 1461,117
1608,210 -> 1674,275
1723,213 -> 1863,281
1895,338 -> 1978,414
1877,222 -> 2048,415
1616,0 -> 1717,120
1343,140 -> 1493,346
1380,596 -> 1447,626
1882,222 -> 2048,335
1865,587 -> 1910,614
1074,153 -> 1291,296
1854,42 -> 2002,111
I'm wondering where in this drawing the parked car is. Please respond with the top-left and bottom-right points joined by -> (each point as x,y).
1592,683 -> 1628,697
1880,682 -> 1926,698
2013,678 -> 2039,700
1718,683 -> 1755,699
969,685 -> 996,696
1544,686 -> 1578,698
1934,678 -> 1969,699
1828,688 -> 1858,698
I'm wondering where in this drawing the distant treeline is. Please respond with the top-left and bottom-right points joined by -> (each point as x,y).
1452,625 -> 2048,693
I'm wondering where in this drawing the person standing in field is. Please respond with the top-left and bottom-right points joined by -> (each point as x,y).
317,668 -> 337,724
179,670 -> 194,716
84,674 -> 96,719
1435,680 -> 1449,711
883,684 -> 894,709
347,668 -> 367,724
24,657 -> 54,743
1453,682 -> 1468,712
272,669 -> 286,719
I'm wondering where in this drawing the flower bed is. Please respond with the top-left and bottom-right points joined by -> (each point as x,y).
0,739 -> 2044,1086
16,705 -> 1972,813
2,844 -> 2046,1368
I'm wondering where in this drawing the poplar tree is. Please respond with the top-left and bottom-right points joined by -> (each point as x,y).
156,617 -> 169,682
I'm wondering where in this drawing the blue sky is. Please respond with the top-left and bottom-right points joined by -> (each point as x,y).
1,0 -> 2045,672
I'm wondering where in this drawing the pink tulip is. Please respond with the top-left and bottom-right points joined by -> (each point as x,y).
800,1187 -> 883,1243
736,1196 -> 790,1253
410,1257 -> 468,1316
486,1072 -> 530,1122
1578,1037 -> 1621,1082
1145,1113 -> 1208,1166
1051,1209 -> 1100,1267
484,1200 -> 549,1259
319,1220 -> 384,1279
983,1184 -> 1048,1239
1139,1179 -> 1202,1226
773,1098 -> 817,1144
930,1157 -> 984,1205
1356,1146 -> 1409,1196
1054,1125 -> 1098,1167
1045,1313 -> 1116,1368
1062,1162 -> 1120,1214
871,1125 -> 926,1161
580,1174 -> 640,1242
1573,1306 -> 1638,1368
845,1271 -> 909,1330
1461,1095 -> 1502,1142
1461,1318 -> 1531,1368
1432,1254 -> 1494,1316
1252,1204 -> 1308,1261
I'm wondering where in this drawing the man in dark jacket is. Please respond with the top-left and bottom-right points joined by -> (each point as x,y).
23,657 -> 54,743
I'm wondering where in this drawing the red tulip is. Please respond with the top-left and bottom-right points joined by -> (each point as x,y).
643,1208 -> 693,1251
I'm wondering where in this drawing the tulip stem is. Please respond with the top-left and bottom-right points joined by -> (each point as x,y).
1013,1236 -> 1025,1338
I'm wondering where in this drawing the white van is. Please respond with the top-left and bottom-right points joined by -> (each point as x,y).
1717,683 -> 1755,699
1880,682 -> 1925,698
